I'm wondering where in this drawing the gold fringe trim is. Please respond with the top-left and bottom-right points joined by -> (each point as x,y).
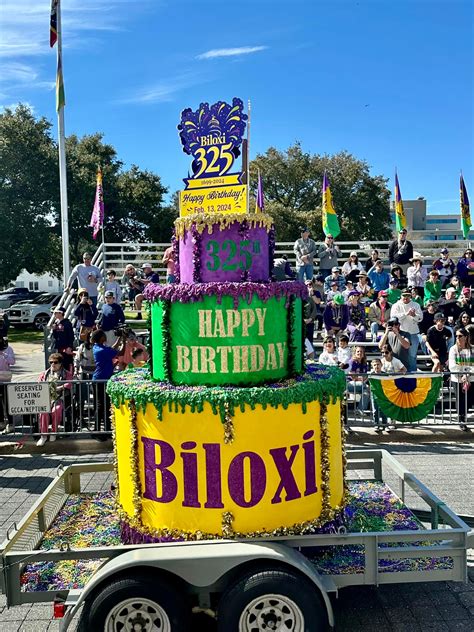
174,212 -> 274,238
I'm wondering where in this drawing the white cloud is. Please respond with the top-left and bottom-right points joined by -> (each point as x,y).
119,73 -> 207,105
196,46 -> 268,60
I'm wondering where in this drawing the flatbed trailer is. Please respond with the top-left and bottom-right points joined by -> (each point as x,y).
1,449 -> 472,632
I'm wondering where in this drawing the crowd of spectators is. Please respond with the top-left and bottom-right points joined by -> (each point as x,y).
293,228 -> 474,431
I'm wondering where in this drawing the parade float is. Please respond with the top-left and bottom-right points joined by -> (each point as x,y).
108,97 -> 347,541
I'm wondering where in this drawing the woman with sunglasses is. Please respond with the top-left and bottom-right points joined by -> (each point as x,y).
37,353 -> 72,446
448,328 -> 474,430
456,249 -> 474,288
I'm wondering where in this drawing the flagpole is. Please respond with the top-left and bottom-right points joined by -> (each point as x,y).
247,99 -> 251,213
56,1 -> 70,285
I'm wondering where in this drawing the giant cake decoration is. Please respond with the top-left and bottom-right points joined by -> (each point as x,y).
109,97 -> 347,542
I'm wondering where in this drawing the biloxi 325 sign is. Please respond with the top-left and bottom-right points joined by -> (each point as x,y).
178,98 -> 248,215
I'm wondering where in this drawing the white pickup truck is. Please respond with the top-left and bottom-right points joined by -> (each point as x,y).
6,292 -> 61,330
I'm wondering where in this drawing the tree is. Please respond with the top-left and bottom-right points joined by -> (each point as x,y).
250,143 -> 392,242
0,105 -> 172,284
0,105 -> 60,286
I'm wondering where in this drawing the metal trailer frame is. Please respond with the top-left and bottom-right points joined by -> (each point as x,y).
0,449 -> 472,631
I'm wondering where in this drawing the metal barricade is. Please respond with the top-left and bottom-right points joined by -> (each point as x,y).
342,370 -> 471,429
0,379 -> 111,439
0,370 -> 471,440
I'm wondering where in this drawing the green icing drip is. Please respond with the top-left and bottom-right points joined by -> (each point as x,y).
107,364 -> 345,424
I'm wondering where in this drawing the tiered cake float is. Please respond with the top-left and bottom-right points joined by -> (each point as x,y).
108,98 -> 347,542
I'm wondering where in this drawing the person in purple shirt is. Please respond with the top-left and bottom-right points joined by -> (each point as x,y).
91,329 -> 124,437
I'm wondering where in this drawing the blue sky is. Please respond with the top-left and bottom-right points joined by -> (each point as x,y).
1,0 -> 473,214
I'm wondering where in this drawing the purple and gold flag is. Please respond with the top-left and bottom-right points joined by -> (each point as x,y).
460,174 -> 471,239
256,169 -> 265,213
90,168 -> 104,240
50,0 -> 58,47
394,172 -> 406,232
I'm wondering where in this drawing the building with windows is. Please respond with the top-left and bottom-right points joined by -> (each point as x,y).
13,270 -> 63,293
390,198 -> 468,241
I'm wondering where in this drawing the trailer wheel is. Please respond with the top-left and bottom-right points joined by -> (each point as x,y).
217,568 -> 327,632
79,573 -> 188,632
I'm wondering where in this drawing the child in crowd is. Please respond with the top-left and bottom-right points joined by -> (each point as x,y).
369,358 -> 389,432
347,346 -> 369,412
101,270 -> 123,304
318,337 -> 339,366
337,334 -> 351,373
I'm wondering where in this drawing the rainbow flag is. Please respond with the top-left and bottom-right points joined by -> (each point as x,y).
394,172 -> 406,232
460,174 -> 471,239
322,171 -> 340,238
255,169 -> 265,213
369,375 -> 442,423
56,53 -> 65,111
90,167 -> 104,239
50,0 -> 58,47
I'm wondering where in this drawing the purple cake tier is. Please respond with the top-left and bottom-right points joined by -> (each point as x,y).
175,213 -> 274,284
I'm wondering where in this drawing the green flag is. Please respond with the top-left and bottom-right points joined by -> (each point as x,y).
322,171 -> 340,238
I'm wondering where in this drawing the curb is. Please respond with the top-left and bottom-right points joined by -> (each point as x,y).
0,438 -> 113,455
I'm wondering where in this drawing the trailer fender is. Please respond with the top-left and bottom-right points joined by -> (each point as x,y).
60,540 -> 335,631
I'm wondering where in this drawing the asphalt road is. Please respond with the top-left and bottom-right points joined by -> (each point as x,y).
0,442 -> 473,631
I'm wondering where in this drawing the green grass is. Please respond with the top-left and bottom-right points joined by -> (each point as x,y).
7,327 -> 44,344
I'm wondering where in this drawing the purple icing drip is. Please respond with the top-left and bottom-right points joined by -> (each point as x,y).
144,280 -> 308,308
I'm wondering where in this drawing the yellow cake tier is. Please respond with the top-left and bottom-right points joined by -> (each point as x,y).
113,397 -> 345,539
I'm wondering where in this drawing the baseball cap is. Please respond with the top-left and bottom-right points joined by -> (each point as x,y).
440,248 -> 449,254
52,306 -> 66,314
105,291 -> 114,298
300,227 -> 310,233
330,280 -> 338,287
399,228 -> 407,233
331,266 -> 340,272
462,287 -> 471,296
388,317 -> 400,326
348,290 -> 361,298
434,312 -> 446,321
142,262 -> 153,268
389,277 -> 399,285
350,251 -> 358,257
378,290 -> 388,297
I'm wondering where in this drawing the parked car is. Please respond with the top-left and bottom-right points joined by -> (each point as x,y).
6,292 -> 62,330
0,288 -> 33,310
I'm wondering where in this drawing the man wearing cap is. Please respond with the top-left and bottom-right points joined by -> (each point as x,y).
317,234 -> 341,280
457,287 -> 474,319
426,313 -> 452,372
432,248 -> 455,287
134,263 -> 160,319
324,267 -> 345,294
293,228 -> 317,282
367,259 -> 390,292
323,293 -> 349,338
97,292 -> 125,346
66,252 -> 103,307
378,316 -> 411,369
388,228 -> 413,272
51,306 -> 75,369
390,291 -> 423,372
438,287 -> 462,323
387,277 -> 402,304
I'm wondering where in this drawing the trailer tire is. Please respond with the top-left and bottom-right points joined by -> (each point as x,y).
217,568 -> 328,631
78,573 -> 188,632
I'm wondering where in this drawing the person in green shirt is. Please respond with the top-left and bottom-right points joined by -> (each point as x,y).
424,269 -> 442,306
387,277 -> 402,304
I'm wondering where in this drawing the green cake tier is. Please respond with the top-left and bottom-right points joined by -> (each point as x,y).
144,281 -> 308,387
